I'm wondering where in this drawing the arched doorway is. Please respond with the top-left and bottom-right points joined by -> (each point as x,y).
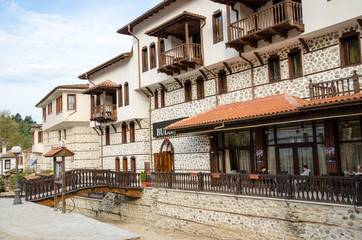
154,139 -> 174,172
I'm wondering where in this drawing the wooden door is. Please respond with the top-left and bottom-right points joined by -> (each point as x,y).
123,157 -> 128,171
154,152 -> 172,172
115,157 -> 120,172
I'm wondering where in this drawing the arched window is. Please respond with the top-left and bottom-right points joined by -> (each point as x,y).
131,157 -> 136,173
124,82 -> 129,106
218,70 -> 227,94
123,157 -> 128,171
130,121 -> 135,143
122,123 -> 127,144
184,80 -> 192,102
196,76 -> 205,99
115,157 -> 120,171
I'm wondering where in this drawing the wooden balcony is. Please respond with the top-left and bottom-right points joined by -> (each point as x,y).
227,0 -> 304,52
158,43 -> 203,76
309,71 -> 361,100
90,104 -> 117,123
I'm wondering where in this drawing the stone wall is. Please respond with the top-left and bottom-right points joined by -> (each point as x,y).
67,188 -> 362,240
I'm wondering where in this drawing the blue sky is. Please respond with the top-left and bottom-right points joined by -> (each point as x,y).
0,0 -> 162,123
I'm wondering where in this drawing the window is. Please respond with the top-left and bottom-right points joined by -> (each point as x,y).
48,103 -> 52,115
154,90 -> 159,109
130,121 -> 135,143
63,129 -> 66,140
160,39 -> 165,53
131,157 -> 136,173
218,70 -> 227,94
32,133 -> 34,145
5,160 -> 10,169
340,32 -> 361,67
115,157 -> 120,172
38,131 -> 43,143
196,77 -> 205,99
118,85 -> 123,107
124,82 -> 129,106
42,107 -> 46,122
184,80 -> 192,102
212,10 -> 223,43
105,126 -> 110,145
142,47 -> 148,72
19,156 -> 23,165
160,89 -> 165,107
122,124 -> 127,144
123,157 -> 128,171
288,49 -> 302,78
268,55 -> 280,82
56,96 -> 63,114
67,94 -> 76,110
150,43 -> 156,69
58,130 -> 61,141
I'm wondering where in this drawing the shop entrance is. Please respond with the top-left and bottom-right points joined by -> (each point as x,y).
154,139 -> 174,172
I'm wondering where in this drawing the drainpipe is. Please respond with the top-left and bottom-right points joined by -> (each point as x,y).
239,52 -> 255,99
100,123 -> 103,170
128,25 -> 141,89
148,96 -> 153,171
201,66 -> 219,106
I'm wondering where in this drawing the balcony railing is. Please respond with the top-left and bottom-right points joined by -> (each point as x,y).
228,0 -> 303,50
309,71 -> 361,100
159,43 -> 203,75
90,104 -> 117,123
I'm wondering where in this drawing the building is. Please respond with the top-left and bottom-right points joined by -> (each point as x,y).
35,84 -> 100,170
78,0 -> 362,176
0,145 -> 24,175
27,124 -> 44,172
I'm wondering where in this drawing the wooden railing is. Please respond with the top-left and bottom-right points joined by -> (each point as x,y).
229,0 -> 303,41
159,43 -> 202,68
310,71 -> 361,100
90,104 -> 117,120
148,172 -> 362,206
25,169 -> 140,202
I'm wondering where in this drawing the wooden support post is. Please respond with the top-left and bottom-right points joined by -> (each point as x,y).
309,79 -> 314,100
353,70 -> 360,94
53,157 -> 57,210
226,2 -> 231,42
255,128 -> 267,172
185,22 -> 190,59
324,120 -> 339,174
62,156 -> 65,213
157,37 -> 161,68
103,91 -> 106,117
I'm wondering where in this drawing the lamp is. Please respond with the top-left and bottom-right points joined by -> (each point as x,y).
11,146 -> 22,204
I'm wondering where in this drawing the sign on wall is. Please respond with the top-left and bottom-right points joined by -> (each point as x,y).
153,118 -> 185,138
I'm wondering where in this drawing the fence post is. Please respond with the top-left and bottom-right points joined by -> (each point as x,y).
237,173 -> 241,195
353,70 -> 360,94
355,176 -> 362,206
198,172 -> 204,191
168,172 -> 172,188
309,79 -> 314,100
287,175 -> 292,199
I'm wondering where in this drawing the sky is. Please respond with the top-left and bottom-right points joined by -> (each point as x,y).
0,0 -> 163,123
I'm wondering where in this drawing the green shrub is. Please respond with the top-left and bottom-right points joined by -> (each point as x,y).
140,171 -> 147,182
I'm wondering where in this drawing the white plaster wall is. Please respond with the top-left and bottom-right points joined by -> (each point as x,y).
31,129 -> 43,153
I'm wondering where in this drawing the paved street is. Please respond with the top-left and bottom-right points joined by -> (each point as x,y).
0,198 -> 139,240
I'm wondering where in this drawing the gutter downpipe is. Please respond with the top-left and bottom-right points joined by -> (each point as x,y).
148,95 -> 153,172
239,52 -> 255,99
128,25 -> 141,89
201,66 -> 219,106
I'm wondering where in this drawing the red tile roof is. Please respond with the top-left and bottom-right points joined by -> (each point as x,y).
167,93 -> 308,130
44,146 -> 75,157
302,93 -> 362,107
1,151 -> 15,158
82,80 -> 119,94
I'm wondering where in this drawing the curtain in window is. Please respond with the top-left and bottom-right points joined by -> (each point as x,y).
347,37 -> 360,64
297,147 -> 313,174
238,149 -> 250,173
279,148 -> 293,174
267,146 -> 276,174
340,142 -> 362,174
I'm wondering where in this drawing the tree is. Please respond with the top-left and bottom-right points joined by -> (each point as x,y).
0,111 -> 22,151
12,113 -> 22,123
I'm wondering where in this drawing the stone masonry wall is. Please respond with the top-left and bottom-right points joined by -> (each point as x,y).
68,189 -> 362,240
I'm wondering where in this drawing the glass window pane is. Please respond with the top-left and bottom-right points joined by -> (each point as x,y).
218,151 -> 223,173
279,148 -> 293,174
238,150 -> 250,173
267,146 -> 276,174
315,124 -> 325,142
218,134 -> 223,148
277,125 -> 313,144
340,142 -> 362,175
265,129 -> 274,145
235,131 -> 250,146
317,144 -> 327,175
338,120 -> 361,141
297,147 -> 313,175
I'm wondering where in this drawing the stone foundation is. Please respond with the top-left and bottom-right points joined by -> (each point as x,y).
67,188 -> 362,240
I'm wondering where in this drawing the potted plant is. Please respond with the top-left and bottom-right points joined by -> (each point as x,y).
140,171 -> 147,187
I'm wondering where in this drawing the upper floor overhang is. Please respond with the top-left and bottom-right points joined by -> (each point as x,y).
145,11 -> 206,39
82,80 -> 119,95
210,0 -> 269,11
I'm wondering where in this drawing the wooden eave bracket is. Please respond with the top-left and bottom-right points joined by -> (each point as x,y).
298,38 -> 310,53
159,83 -> 167,92
92,127 -> 101,136
222,62 -> 232,74
357,19 -> 362,28
97,126 -> 104,135
139,88 -> 151,98
174,78 -> 183,88
111,124 -> 117,133
135,119 -> 142,129
199,70 -> 208,80
254,52 -> 264,66
145,87 -> 154,96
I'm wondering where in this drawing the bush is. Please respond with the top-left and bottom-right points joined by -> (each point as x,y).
140,171 -> 147,182
0,177 -> 5,192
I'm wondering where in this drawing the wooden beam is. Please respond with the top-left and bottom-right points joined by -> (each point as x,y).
199,70 -> 208,80
159,83 -> 167,92
92,127 -> 100,136
139,88 -> 150,98
357,19 -> 362,28
226,2 -> 231,42
255,32 -> 272,43
98,126 -> 103,135
135,119 -> 142,129
222,62 -> 232,74
271,27 -> 288,38
164,66 -> 180,75
174,78 -> 183,88
254,52 -> 264,66
172,63 -> 187,71
145,87 -> 154,96
298,38 -> 310,53
111,124 -> 117,133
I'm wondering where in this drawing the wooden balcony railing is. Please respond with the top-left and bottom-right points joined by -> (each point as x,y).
310,71 -> 361,100
148,172 -> 362,206
228,0 -> 303,50
159,43 -> 203,75
90,104 -> 117,123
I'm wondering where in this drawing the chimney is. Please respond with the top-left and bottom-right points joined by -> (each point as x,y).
2,145 -> 6,154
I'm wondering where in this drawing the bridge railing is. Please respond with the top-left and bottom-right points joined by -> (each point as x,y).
25,169 -> 141,201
